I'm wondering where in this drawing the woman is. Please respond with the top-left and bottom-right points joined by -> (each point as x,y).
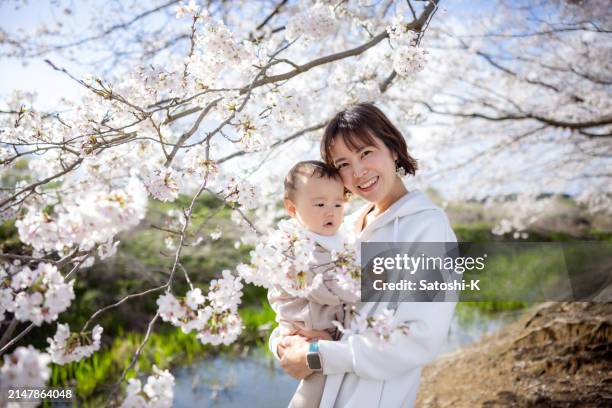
270,103 -> 457,407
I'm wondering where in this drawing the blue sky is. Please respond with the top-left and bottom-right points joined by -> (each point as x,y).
0,1 -> 91,108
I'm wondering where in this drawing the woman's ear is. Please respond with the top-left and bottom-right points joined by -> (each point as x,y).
284,198 -> 297,218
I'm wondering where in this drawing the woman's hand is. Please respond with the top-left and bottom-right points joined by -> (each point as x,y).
278,335 -> 314,380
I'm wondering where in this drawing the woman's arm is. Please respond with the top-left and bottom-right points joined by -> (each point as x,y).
278,301 -> 456,380
318,301 -> 456,379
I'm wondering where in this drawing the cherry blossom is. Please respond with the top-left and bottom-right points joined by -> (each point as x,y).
333,308 -> 410,343
47,324 -> 103,365
1,346 -> 51,389
142,167 -> 182,202
285,3 -> 338,42
155,270 -> 243,345
120,365 -> 174,408
222,178 -> 261,210
5,263 -> 75,326
237,219 -> 361,298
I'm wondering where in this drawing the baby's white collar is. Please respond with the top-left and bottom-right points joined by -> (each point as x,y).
304,230 -> 344,252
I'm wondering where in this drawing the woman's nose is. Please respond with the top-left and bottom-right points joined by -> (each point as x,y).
352,161 -> 366,178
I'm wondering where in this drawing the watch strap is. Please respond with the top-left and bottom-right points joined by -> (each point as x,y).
307,341 -> 322,371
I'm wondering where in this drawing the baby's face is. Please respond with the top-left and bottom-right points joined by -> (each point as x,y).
289,176 -> 345,236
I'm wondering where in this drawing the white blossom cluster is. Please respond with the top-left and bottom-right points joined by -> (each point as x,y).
576,188 -> 612,215
142,166 -> 182,202
182,146 -> 219,182
186,14 -> 257,88
285,3 -> 338,42
265,91 -> 310,131
386,16 -> 418,44
386,15 -> 428,78
222,177 -> 261,210
156,270 -> 243,346
329,244 -> 362,298
237,219 -> 361,298
232,110 -> 270,152
210,228 -> 222,240
347,81 -> 382,105
486,194 -> 564,238
174,0 -> 199,19
46,323 -> 103,365
236,219 -> 317,296
120,365 -> 175,408
1,346 -> 51,390
1,262 -> 75,326
392,46 -> 428,78
15,178 -> 147,253
333,308 -> 409,343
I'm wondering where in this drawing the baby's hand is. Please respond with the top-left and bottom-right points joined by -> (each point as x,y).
294,327 -> 333,341
279,327 -> 298,336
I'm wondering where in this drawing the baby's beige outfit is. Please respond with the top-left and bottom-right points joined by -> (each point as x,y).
268,232 -> 359,408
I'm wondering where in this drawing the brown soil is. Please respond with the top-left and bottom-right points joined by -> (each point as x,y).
416,302 -> 612,408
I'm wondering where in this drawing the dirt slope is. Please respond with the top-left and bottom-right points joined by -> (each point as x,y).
417,302 -> 612,407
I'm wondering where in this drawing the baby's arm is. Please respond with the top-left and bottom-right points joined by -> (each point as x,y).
268,283 -> 340,340
289,322 -> 334,341
307,247 -> 360,305
267,285 -> 309,328
306,269 -> 360,305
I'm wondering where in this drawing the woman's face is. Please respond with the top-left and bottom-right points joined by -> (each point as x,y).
330,134 -> 400,207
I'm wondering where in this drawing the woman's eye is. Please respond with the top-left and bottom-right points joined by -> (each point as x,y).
361,150 -> 371,158
337,163 -> 348,169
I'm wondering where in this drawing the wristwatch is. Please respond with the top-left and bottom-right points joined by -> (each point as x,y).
306,341 -> 322,371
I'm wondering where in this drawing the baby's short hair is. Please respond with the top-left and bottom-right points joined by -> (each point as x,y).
284,160 -> 342,201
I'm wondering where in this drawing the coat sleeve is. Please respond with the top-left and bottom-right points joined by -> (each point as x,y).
319,211 -> 458,380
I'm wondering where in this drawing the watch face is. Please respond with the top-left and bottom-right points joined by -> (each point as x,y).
307,353 -> 322,370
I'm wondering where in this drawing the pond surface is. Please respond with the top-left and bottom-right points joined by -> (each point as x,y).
173,308 -> 523,407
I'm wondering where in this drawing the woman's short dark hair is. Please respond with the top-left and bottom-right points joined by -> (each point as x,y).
320,103 -> 418,176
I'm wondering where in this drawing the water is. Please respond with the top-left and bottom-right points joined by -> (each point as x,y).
173,347 -> 296,408
173,309 -> 523,407
439,307 -> 523,354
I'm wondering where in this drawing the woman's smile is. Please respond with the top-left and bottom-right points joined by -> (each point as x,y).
357,176 -> 379,193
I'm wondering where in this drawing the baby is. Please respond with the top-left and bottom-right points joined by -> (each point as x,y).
268,160 -> 360,408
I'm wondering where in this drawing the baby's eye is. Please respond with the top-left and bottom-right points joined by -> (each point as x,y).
335,204 -> 342,208
315,203 -> 325,207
